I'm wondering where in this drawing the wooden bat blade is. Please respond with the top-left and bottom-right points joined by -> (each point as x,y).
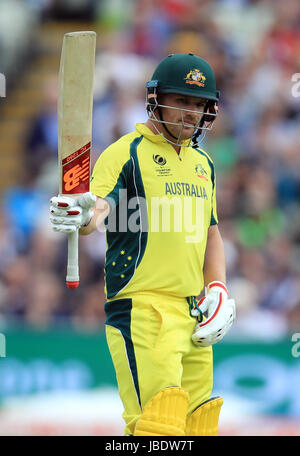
58,31 -> 96,196
57,31 -> 96,289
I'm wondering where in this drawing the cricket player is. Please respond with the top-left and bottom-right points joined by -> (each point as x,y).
50,53 -> 236,436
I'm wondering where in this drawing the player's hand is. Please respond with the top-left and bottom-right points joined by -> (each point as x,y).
191,281 -> 236,347
50,192 -> 97,233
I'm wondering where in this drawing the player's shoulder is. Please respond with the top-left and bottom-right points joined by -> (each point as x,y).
192,146 -> 216,183
192,146 -> 214,166
97,130 -> 140,164
112,130 -> 141,148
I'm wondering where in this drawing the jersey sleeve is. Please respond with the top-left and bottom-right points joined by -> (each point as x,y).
90,142 -> 131,208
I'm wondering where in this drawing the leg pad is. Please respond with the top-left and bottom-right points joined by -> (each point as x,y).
185,396 -> 223,436
134,387 -> 189,436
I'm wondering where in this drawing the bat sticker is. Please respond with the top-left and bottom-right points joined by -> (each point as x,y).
62,142 -> 91,194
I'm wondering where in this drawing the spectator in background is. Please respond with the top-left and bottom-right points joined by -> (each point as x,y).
25,76 -> 58,176
1,255 -> 31,320
0,212 -> 18,273
45,0 -> 98,22
3,167 -> 48,253
1,0 -> 300,335
24,270 -> 63,328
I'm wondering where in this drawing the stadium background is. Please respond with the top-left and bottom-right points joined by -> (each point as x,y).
0,0 -> 300,436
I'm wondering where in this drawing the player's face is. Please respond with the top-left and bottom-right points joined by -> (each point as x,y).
159,93 -> 207,140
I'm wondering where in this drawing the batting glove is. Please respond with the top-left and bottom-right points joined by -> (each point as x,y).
191,281 -> 236,347
50,192 -> 97,233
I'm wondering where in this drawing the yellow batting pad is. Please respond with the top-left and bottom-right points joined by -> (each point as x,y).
185,396 -> 223,436
134,387 -> 189,436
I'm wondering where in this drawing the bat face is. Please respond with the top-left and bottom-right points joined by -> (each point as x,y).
57,31 -> 96,288
58,31 -> 96,197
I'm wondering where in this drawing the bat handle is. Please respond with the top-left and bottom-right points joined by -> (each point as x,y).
66,230 -> 79,289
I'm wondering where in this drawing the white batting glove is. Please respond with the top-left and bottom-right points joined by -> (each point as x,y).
50,192 -> 97,234
191,281 -> 236,347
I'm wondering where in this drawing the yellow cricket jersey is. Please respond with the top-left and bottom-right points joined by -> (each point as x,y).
90,123 -> 218,299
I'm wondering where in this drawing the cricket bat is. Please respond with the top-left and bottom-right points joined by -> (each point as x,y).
57,31 -> 96,289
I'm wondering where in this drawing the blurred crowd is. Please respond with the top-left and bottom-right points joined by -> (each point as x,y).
0,0 -> 300,336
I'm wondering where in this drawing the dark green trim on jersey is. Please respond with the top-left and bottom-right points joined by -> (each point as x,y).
210,213 -> 217,225
129,135 -> 149,241
194,148 -> 217,225
105,298 -> 141,408
104,159 -> 131,209
105,135 -> 149,298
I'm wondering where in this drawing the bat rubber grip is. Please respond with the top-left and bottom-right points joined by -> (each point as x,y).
66,230 -> 79,289
66,281 -> 79,289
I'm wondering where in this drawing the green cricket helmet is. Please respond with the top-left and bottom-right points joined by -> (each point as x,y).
146,53 -> 220,146
149,53 -> 219,100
